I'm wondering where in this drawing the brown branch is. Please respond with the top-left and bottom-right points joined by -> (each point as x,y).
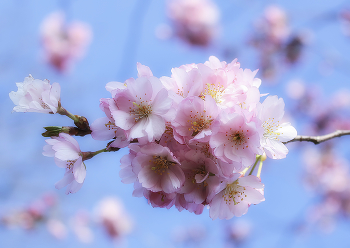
284,130 -> 350,145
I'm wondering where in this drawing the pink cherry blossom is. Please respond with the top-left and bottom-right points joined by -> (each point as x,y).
94,197 -> 133,240
90,117 -> 129,149
40,12 -> 92,72
9,75 -> 60,114
133,182 -> 177,209
132,143 -> 185,194
209,175 -> 265,220
179,150 -> 221,204
172,95 -> 219,144
43,133 -> 86,194
175,193 -> 205,215
167,0 -> 220,46
109,70 -> 173,142
258,95 -> 297,159
210,112 -> 261,167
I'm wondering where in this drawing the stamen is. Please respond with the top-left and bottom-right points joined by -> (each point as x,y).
151,156 -> 176,175
222,180 -> 247,205
131,102 -> 152,122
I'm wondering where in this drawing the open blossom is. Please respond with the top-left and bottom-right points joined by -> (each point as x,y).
258,95 -> 297,159
108,65 -> 173,142
43,133 -> 86,194
172,95 -> 219,144
90,117 -> 129,149
132,143 -> 185,193
9,75 -> 60,114
210,112 -> 261,167
179,150 -> 220,204
209,175 -> 265,220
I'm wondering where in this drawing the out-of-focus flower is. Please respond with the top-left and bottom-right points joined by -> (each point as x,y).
71,210 -> 94,243
40,12 -> 92,72
227,219 -> 252,244
95,197 -> 133,240
9,75 -> 61,114
249,5 -> 304,79
172,224 -> 206,245
167,0 -> 220,46
1,193 -> 57,231
47,219 -> 67,240
43,133 -> 86,194
285,79 -> 306,100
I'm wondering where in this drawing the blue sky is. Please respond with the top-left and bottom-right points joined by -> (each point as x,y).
2,0 -> 350,247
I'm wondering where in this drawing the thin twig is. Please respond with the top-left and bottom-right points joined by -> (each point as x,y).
284,130 -> 350,145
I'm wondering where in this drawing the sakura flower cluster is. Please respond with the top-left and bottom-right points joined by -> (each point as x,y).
9,56 -> 296,220
93,56 -> 297,220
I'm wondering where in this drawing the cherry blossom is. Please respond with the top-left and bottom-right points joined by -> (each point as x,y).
167,0 -> 220,46
9,75 -> 60,114
172,95 -> 219,144
209,175 -> 265,220
210,112 -> 261,167
10,56 -> 300,220
94,197 -> 133,240
43,133 -> 86,194
90,117 -> 129,149
108,67 -> 173,142
258,95 -> 297,159
40,12 -> 92,72
179,150 -> 221,204
132,143 -> 185,193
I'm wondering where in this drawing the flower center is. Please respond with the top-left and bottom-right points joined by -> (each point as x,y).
104,121 -> 118,131
200,83 -> 225,103
187,110 -> 213,137
262,117 -> 282,140
66,159 -> 76,170
223,181 -> 247,205
131,102 -> 152,122
151,156 -> 176,175
230,131 -> 247,147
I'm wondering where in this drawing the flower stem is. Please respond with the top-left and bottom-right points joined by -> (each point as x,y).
57,106 -> 80,122
248,155 -> 262,176
257,160 -> 263,179
82,148 -> 110,161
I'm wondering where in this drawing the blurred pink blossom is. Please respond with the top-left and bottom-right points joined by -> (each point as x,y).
167,0 -> 220,46
40,12 -> 92,72
70,210 -> 94,243
94,197 -> 133,240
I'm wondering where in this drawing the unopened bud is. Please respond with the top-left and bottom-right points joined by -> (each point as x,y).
74,116 -> 90,131
42,126 -> 68,137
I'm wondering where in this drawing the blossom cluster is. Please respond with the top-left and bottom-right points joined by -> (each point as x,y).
9,56 -> 297,220
91,56 -> 297,219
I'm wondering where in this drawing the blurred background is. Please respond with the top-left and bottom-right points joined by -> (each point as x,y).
2,0 -> 350,247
